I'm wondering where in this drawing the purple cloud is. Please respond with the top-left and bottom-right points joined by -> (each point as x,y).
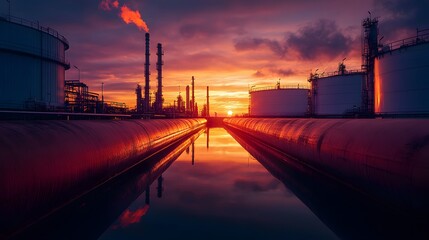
286,19 -> 353,60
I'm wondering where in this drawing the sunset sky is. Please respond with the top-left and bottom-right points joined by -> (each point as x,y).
1,0 -> 427,116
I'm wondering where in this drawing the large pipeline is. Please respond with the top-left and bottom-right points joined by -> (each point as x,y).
0,118 -> 206,237
11,128 -> 202,239
224,118 -> 429,214
228,128 -> 429,239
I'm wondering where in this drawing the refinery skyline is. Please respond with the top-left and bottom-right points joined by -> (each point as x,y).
1,0 -> 427,116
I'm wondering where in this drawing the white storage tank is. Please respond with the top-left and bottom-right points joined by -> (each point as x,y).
250,87 -> 309,117
310,69 -> 365,116
0,16 -> 69,110
374,35 -> 429,115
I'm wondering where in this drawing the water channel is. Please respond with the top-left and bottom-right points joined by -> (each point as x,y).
13,127 -> 428,239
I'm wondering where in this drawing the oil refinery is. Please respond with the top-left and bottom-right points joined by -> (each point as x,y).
1,6 -> 429,240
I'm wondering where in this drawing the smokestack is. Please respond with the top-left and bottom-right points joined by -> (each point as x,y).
144,33 -> 150,113
191,76 -> 195,116
206,86 -> 210,117
136,84 -> 143,113
186,85 -> 190,112
155,43 -> 163,113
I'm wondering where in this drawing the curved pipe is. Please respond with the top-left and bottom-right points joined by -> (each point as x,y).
227,128 -> 429,239
0,119 -> 206,236
10,128 -> 203,239
224,118 -> 429,214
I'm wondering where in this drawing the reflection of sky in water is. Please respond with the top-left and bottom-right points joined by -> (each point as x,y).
100,128 -> 338,240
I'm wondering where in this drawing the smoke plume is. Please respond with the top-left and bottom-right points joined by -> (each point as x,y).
99,0 -> 149,32
120,5 -> 150,32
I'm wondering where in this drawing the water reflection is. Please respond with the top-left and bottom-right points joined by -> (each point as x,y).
99,128 -> 338,240
227,128 -> 429,240
10,130 -> 203,239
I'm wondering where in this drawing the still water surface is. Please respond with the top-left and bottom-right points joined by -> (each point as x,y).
99,128 -> 338,239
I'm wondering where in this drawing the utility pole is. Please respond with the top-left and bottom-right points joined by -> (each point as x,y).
73,65 -> 80,81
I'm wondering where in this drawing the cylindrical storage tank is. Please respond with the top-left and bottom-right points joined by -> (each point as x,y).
374,42 -> 429,115
0,16 -> 69,111
312,73 -> 365,116
250,88 -> 309,117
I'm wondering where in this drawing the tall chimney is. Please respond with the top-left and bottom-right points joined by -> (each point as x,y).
144,33 -> 150,113
206,86 -> 210,117
186,85 -> 190,112
155,43 -> 163,113
191,76 -> 195,116
136,84 -> 143,113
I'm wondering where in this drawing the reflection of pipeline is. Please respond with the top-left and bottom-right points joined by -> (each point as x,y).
224,118 -> 429,215
10,127 -> 204,239
227,129 -> 429,240
191,142 -> 195,165
0,119 -> 206,238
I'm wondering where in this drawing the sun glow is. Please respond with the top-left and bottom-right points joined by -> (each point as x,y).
227,110 -> 233,116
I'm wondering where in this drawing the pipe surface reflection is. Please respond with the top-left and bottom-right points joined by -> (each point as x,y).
0,119 -> 205,238
224,118 -> 429,214
7,129 -> 204,239
227,128 -> 429,240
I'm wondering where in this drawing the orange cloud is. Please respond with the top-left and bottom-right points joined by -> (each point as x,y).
120,5 -> 149,32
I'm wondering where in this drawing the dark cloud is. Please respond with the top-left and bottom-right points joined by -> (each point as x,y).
273,68 -> 295,76
286,19 -> 353,60
234,38 -> 286,57
253,68 -> 295,78
253,70 -> 266,78
235,19 -> 353,61
144,0 -> 309,19
375,0 -> 429,41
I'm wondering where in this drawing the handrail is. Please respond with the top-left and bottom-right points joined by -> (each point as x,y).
381,29 -> 429,53
308,69 -> 365,82
250,85 -> 309,93
0,14 -> 69,47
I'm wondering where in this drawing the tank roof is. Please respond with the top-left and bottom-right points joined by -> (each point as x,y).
308,70 -> 365,82
249,85 -> 309,93
1,14 -> 69,49
379,29 -> 429,55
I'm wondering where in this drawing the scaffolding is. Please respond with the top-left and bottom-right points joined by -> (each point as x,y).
361,17 -> 379,115
65,80 -> 98,113
65,80 -> 127,114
